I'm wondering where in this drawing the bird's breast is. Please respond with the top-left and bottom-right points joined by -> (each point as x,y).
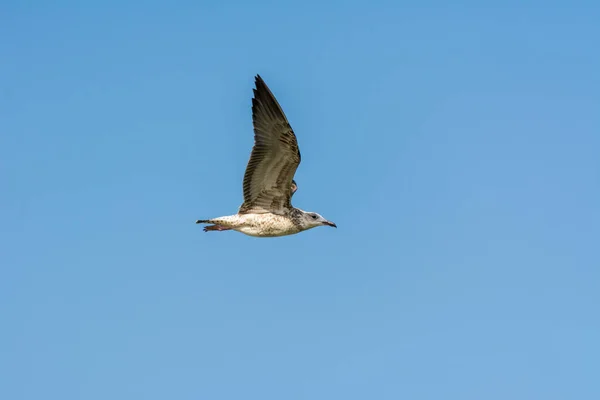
236,213 -> 300,237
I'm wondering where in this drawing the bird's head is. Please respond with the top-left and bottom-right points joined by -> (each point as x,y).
302,212 -> 337,230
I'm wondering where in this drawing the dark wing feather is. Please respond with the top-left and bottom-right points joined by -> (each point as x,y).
239,75 -> 301,214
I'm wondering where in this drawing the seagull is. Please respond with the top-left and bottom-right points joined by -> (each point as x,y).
195,75 -> 336,237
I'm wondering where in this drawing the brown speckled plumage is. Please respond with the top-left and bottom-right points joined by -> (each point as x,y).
238,75 -> 300,215
196,75 -> 336,237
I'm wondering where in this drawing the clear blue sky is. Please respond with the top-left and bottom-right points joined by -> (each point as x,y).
2,1 -> 599,399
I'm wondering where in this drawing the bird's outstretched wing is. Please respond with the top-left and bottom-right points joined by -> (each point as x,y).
238,75 -> 301,214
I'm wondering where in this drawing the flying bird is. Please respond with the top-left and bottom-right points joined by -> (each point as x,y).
196,75 -> 336,237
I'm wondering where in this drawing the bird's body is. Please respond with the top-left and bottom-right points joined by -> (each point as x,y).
196,75 -> 336,237
197,210 -> 302,237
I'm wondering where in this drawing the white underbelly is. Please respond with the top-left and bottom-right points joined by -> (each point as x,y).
235,214 -> 299,237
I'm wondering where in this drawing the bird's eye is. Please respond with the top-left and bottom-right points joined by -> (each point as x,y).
312,215 -> 318,219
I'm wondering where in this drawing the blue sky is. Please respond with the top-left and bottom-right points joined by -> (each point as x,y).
2,1 -> 599,399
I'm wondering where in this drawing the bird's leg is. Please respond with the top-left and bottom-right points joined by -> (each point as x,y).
196,215 -> 239,232
203,225 -> 231,232
291,180 -> 298,195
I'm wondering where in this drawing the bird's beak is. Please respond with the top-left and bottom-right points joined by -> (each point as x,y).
323,221 -> 337,228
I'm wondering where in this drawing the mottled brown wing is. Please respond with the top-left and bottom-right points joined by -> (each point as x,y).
238,75 -> 301,214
